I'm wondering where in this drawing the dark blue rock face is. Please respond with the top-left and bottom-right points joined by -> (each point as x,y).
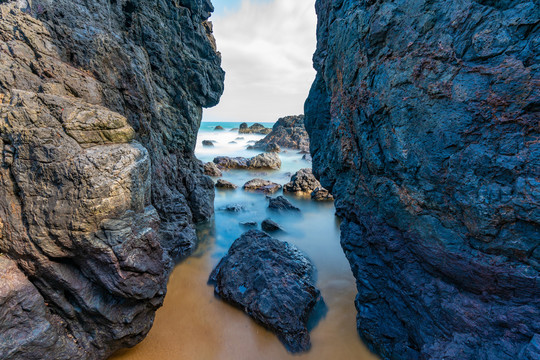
305,1 -> 539,359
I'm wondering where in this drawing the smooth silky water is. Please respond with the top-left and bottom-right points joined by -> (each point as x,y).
112,122 -> 378,360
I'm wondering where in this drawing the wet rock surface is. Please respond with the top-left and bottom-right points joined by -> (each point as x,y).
0,0 -> 223,358
215,179 -> 238,190
268,196 -> 301,212
214,153 -> 281,170
209,230 -> 321,353
306,1 -> 539,359
252,115 -> 309,152
243,179 -> 282,195
202,140 -> 215,147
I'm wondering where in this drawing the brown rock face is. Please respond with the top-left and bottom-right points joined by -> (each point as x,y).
0,0 -> 224,359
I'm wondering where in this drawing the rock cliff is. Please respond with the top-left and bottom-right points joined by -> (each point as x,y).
0,0 -> 223,359
305,1 -> 539,359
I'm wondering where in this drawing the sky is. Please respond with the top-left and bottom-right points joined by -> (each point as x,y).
203,0 -> 317,123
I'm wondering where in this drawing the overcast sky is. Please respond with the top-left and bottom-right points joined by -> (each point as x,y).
203,0 -> 317,123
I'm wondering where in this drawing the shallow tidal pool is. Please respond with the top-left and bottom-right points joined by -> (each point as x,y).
111,122 -> 378,360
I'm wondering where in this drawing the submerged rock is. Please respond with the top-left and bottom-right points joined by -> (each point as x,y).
251,115 -> 309,152
306,0 -> 540,359
214,125 -> 225,131
209,230 -> 321,353
204,162 -> 223,177
268,196 -> 300,212
284,168 -> 322,196
261,219 -> 283,233
202,140 -> 215,147
243,179 -> 282,195
240,221 -> 258,228
215,179 -> 238,190
214,153 -> 281,170
220,204 -> 245,213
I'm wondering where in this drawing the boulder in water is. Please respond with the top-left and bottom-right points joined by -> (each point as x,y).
261,219 -> 283,232
284,168 -> 321,196
243,179 -> 282,195
209,230 -> 321,353
214,125 -> 225,131
215,179 -> 237,190
202,140 -> 215,147
268,196 -> 300,212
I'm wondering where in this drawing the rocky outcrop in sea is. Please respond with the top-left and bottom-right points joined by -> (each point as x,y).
305,1 -> 539,359
0,0 -> 224,359
252,115 -> 310,152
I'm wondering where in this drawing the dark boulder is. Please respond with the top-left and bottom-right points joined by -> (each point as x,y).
268,196 -> 300,212
243,179 -> 282,195
306,0 -> 540,359
209,230 -> 321,353
261,219 -> 283,233
214,125 -> 225,131
215,179 -> 238,190
202,140 -> 215,147
204,162 -> 223,177
251,115 -> 309,152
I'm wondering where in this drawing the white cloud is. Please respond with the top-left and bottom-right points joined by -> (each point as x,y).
204,0 -> 317,123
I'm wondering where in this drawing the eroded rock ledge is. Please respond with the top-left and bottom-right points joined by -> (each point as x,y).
0,0 -> 224,358
305,0 -> 539,359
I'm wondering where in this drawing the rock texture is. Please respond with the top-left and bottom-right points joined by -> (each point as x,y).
261,219 -> 284,233
284,168 -> 323,196
306,1 -> 539,359
243,179 -> 282,195
204,161 -> 223,177
215,179 -> 237,190
252,115 -> 310,152
209,230 -> 321,353
268,196 -> 301,212
239,122 -> 272,135
0,0 -> 223,359
213,152 -> 281,170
